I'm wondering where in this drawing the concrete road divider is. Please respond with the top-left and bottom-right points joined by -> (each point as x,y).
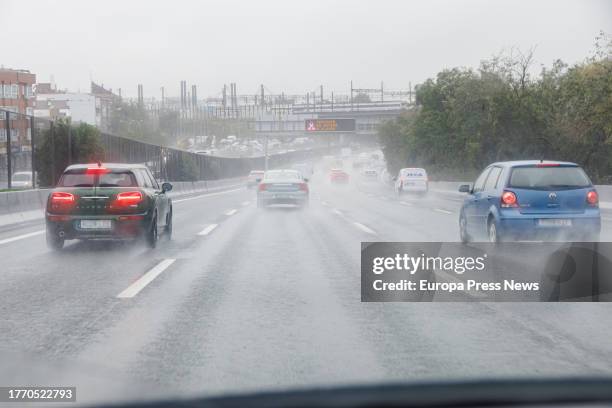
0,177 -> 246,228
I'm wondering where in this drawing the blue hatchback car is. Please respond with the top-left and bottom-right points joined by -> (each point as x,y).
458,161 -> 601,242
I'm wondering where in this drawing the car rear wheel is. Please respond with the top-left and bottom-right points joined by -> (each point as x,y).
165,209 -> 173,240
459,213 -> 470,244
46,228 -> 64,251
146,216 -> 158,248
488,218 -> 500,244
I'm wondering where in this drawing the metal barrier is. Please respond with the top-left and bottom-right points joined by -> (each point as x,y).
1,109 -> 335,189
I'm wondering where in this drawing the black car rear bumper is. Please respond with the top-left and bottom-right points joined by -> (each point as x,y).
46,212 -> 152,240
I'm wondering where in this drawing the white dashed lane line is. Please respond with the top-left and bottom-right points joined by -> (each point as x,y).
116,258 -> 176,299
332,209 -> 343,216
433,208 -> 453,214
224,209 -> 238,216
197,224 -> 218,236
172,188 -> 243,204
0,230 -> 45,246
241,201 -> 250,206
353,222 -> 377,235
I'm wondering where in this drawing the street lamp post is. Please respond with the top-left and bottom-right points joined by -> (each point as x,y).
264,133 -> 269,171
5,111 -> 11,189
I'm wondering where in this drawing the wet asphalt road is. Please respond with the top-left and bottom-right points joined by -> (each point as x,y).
1,171 -> 612,406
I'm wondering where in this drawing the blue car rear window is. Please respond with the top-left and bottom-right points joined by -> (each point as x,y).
508,166 -> 591,190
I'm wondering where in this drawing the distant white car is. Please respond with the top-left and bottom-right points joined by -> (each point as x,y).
247,170 -> 265,188
11,171 -> 35,189
341,147 -> 352,158
362,168 -> 378,179
395,168 -> 428,195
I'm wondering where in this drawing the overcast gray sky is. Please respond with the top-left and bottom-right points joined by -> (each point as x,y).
2,0 -> 610,98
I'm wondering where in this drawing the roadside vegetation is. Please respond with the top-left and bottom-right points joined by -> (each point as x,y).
379,32 -> 612,182
35,120 -> 104,186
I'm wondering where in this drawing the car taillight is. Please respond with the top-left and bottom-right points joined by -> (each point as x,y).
113,191 -> 143,207
86,167 -> 109,175
51,192 -> 75,203
501,191 -> 518,207
258,183 -> 267,191
299,183 -> 309,192
587,190 -> 598,206
49,192 -> 76,213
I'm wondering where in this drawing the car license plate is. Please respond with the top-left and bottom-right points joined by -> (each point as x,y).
538,219 -> 572,227
80,219 -> 112,229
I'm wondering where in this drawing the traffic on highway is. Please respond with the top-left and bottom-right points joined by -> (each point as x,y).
1,0 -> 612,407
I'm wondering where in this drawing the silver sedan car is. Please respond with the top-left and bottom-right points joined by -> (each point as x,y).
257,169 -> 309,208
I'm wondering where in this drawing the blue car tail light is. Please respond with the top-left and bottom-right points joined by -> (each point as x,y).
501,191 -> 518,208
587,190 -> 598,206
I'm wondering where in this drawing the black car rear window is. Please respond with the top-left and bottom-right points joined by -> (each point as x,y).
508,166 -> 591,190
58,170 -> 138,187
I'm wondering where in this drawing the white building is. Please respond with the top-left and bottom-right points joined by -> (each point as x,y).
34,93 -> 99,126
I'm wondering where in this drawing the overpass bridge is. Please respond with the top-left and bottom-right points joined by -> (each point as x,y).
253,100 -> 412,143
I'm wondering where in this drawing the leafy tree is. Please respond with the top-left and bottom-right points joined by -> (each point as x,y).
379,36 -> 612,182
35,120 -> 104,187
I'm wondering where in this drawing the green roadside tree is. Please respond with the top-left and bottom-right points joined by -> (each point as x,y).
35,120 -> 104,187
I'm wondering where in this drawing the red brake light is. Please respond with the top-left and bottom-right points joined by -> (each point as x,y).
86,167 -> 110,175
258,183 -> 267,191
501,191 -> 518,207
51,192 -> 75,203
113,191 -> 143,207
535,163 -> 560,167
49,192 -> 76,213
587,190 -> 598,206
299,183 -> 309,192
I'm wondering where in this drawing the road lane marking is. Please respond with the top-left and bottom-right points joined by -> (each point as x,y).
241,201 -> 250,206
353,222 -> 377,235
0,230 -> 44,245
400,201 -> 411,206
321,201 -> 329,206
434,208 -> 453,214
224,209 -> 238,216
116,258 -> 176,298
197,224 -> 218,236
332,209 -> 343,216
172,188 -> 243,203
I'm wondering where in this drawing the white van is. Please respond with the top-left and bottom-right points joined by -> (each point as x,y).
395,168 -> 428,195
